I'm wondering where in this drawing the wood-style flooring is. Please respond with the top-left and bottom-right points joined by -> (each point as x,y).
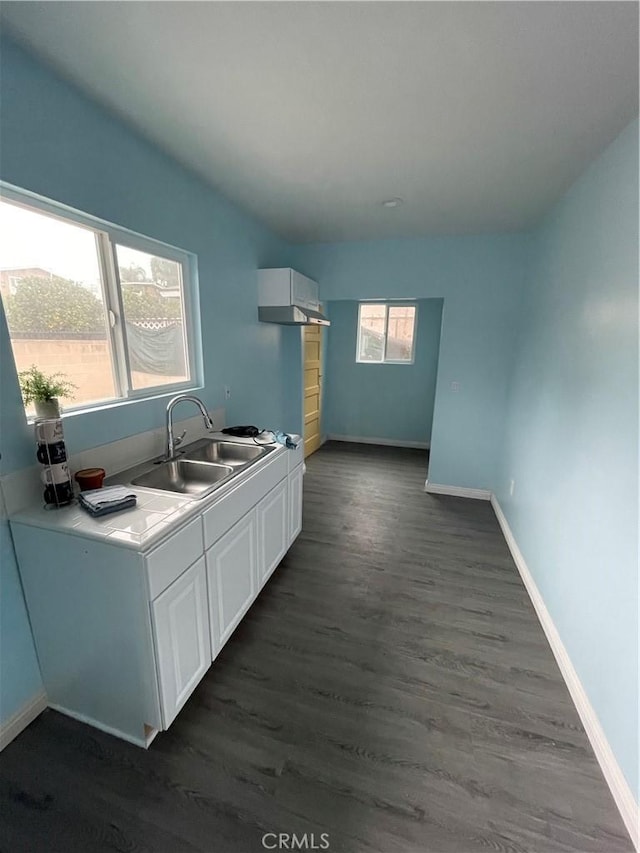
0,441 -> 632,853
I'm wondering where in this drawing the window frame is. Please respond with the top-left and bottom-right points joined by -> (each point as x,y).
0,183 -> 203,417
355,301 -> 418,365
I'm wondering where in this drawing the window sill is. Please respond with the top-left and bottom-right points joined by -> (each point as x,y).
355,360 -> 415,366
26,385 -> 205,424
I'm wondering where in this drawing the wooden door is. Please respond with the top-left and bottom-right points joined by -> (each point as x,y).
303,319 -> 323,457
151,557 -> 211,728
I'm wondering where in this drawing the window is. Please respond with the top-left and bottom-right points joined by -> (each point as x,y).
0,187 -> 199,416
356,302 -> 417,363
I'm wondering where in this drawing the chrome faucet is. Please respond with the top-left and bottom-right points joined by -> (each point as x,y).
165,394 -> 214,460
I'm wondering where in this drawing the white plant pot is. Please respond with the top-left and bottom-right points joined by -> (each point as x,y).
35,398 -> 61,419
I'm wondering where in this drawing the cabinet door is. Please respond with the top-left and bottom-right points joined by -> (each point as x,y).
291,270 -> 319,310
151,557 -> 211,728
206,510 -> 257,655
289,464 -> 303,545
257,478 -> 289,588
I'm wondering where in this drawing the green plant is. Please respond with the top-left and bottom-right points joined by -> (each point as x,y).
18,365 -> 76,404
121,285 -> 181,320
5,275 -> 105,333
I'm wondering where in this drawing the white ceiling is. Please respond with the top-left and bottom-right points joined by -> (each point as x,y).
1,2 -> 638,243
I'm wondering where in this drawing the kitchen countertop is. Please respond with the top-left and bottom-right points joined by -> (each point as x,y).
10,433 -> 299,552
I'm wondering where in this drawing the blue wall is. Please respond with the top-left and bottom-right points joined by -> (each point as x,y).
291,234 -> 527,489
0,35 -> 300,478
496,119 -> 639,797
0,36 -> 300,724
324,299 -> 443,445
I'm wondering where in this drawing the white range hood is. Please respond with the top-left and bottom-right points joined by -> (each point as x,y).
258,268 -> 330,326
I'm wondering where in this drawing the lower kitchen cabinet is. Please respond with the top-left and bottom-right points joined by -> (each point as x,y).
11,444 -> 305,746
257,477 -> 289,588
151,556 -> 211,727
206,510 -> 257,655
289,463 -> 303,544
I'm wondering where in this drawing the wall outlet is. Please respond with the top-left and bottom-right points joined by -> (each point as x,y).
450,381 -> 460,392
224,385 -> 231,400
509,479 -> 515,497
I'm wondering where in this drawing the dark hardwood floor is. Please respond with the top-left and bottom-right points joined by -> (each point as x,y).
0,441 -> 631,853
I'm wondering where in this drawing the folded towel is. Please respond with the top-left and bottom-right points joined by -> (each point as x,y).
78,485 -> 137,517
79,485 -> 136,508
273,431 -> 300,450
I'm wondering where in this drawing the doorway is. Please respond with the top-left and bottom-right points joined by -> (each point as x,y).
321,298 -> 443,461
302,318 -> 323,457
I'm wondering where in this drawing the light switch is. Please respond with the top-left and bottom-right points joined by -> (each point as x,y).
450,381 -> 460,392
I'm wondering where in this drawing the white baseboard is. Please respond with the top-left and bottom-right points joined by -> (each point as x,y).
144,724 -> 159,748
1,694 -> 157,751
490,494 -> 639,850
425,481 -> 491,500
0,690 -> 47,751
327,434 -> 429,450
48,703 -> 150,749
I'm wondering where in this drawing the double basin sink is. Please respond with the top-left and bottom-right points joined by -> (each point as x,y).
130,438 -> 275,499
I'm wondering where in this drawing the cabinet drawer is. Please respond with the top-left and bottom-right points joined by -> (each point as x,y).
203,452 -> 288,549
147,517 -> 204,600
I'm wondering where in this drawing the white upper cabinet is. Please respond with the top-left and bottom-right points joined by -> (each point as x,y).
258,268 -> 319,310
291,270 -> 319,310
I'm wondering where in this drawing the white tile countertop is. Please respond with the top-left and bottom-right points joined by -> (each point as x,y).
10,433 -> 302,552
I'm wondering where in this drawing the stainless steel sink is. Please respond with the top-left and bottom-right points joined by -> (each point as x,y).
118,437 -> 277,500
182,440 -> 272,466
132,459 -> 234,497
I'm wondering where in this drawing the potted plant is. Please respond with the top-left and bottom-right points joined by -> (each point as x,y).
18,365 -> 76,418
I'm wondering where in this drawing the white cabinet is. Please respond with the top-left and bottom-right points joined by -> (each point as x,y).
203,452 -> 288,549
257,478 -> 289,588
206,510 -> 257,655
12,443 -> 304,747
147,516 -> 203,599
151,556 -> 211,728
291,270 -> 319,310
289,464 -> 303,545
258,268 -> 319,310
